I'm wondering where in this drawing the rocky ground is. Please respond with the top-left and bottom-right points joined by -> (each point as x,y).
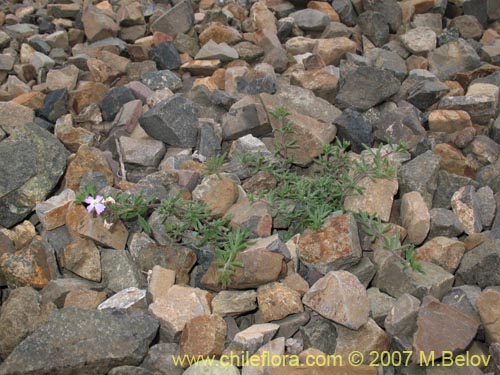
1,0 -> 500,374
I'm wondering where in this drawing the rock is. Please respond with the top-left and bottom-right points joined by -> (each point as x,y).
98,287 -> 147,311
195,40 -> 238,62
308,2 -> 340,22
225,198 -> 273,237
334,318 -> 390,364
119,136 -> 166,167
0,287 -> 56,360
201,249 -> 284,291
412,297 -> 480,364
233,323 -> 279,354
212,290 -> 257,317
46,65 -> 79,91
455,239 -> 500,288
476,186 -> 496,228
148,285 -> 211,341
290,9 -> 330,32
199,22 -> 242,46
150,42 -> 182,71
39,88 -> 68,123
151,0 -> 194,37
64,289 -> 107,309
70,82 -> 109,114
401,191 -> 430,246
373,249 -> 454,300
428,208 -> 464,238
299,318 -> 337,354
108,367 -> 155,375
363,0 -> 401,32
147,265 -> 175,303
366,48 -> 408,81
62,239 -> 101,282
407,80 -> 450,111
367,288 -> 396,327
415,237 -> 465,274
400,27 -> 437,55
290,69 -> 339,104
336,67 -> 401,111
54,114 -> 95,152
312,37 -> 356,66
87,58 -> 121,84
35,189 -> 75,231
78,214 -> 128,251
476,287 -> 500,343
82,6 -> 119,42
193,177 -> 239,219
100,248 -> 146,293
357,11 -> 389,47
0,307 -> 158,375
139,94 -> 199,147
302,270 -> 369,330
242,337 -> 285,375
331,0 -> 357,26
141,343 -> 183,375
0,102 -> 34,133
439,95 -> 497,125
451,185 -> 482,235
428,109 -> 472,133
257,282 -> 304,322
441,286 -> 482,323
384,293 -> 421,338
297,213 -> 362,275
180,314 -> 226,359
469,134 -> 500,164
399,150 -> 441,209
449,15 -> 484,40
183,360 -> 240,375
101,86 -> 136,122
428,39 -> 481,81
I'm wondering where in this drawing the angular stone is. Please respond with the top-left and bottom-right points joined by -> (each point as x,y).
357,11 -> 389,47
384,293 -> 421,338
476,288 -> 500,343
64,289 -> 107,310
148,285 -> 211,341
290,69 -> 338,104
233,323 -> 279,354
290,9 -> 330,31
476,186 -> 496,228
0,287 -> 56,360
222,95 -> 271,141
151,0 -> 194,37
46,65 -> 79,91
35,189 -> 75,231
82,6 -> 119,42
61,238 -> 101,282
119,136 -> 166,167
139,94 -> 199,147
455,239 -> 500,288
439,95 -> 497,125
98,287 -> 147,311
312,37 -> 356,66
373,249 -> 455,300
101,86 -> 136,122
193,177 -> 239,219
428,109 -> 472,133
147,265 -> 175,303
212,290 -> 257,317
401,192 -> 430,246
428,208 -> 463,238
297,213 -> 362,275
413,297 -> 480,363
196,40 -> 239,61
180,314 -> 227,358
335,318 -> 390,364
77,214 -> 128,251
336,67 -> 401,111
101,249 -> 145,293
225,198 -> 273,237
450,15 -> 484,40
428,39 -> 481,81
415,237 -> 465,274
201,249 -> 284,291
400,27 -> 437,55
199,22 -> 242,46
451,185 -> 482,235
0,307 -> 158,375
55,113 -> 95,152
257,282 -> 304,322
303,270 -> 369,330
70,82 -> 109,114
150,42 -> 181,71
367,288 -> 396,327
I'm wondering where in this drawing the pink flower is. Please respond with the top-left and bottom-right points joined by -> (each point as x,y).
84,195 -> 106,215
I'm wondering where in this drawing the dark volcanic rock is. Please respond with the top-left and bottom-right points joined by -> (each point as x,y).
150,42 -> 182,71
38,88 -> 68,123
0,307 -> 159,375
139,94 -> 199,147
101,86 -> 136,122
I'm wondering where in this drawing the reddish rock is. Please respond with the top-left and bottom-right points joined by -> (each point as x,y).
307,1 -> 340,22
400,192 -> 430,245
257,282 -> 304,322
225,198 -> 273,237
180,314 -> 227,359
415,237 -> 465,274
62,239 -> 101,282
63,289 -> 107,309
199,22 -> 242,45
70,82 -> 109,114
312,38 -> 357,66
78,215 -> 129,251
428,110 -> 472,133
10,92 -> 45,111
476,288 -> 500,343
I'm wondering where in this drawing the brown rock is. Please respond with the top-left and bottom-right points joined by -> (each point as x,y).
65,202 -> 88,240
302,270 -> 370,330
257,282 -> 304,322
400,191 -> 430,245
87,58 -> 121,84
197,178 -> 239,219
250,2 -> 277,34
10,92 -> 45,111
307,1 -> 340,22
0,237 -> 58,289
62,239 -> 101,282
242,170 -> 278,195
81,6 -> 119,42
201,249 -> 285,291
233,323 -> 279,354
451,185 -> 482,235
148,285 -> 212,341
434,143 -> 476,178
64,145 -> 114,192
63,288 -> 107,309
55,114 -> 95,153
212,290 -> 257,317
312,38 -> 357,66
476,288 -> 500,343
408,0 -> 435,13
199,22 -> 242,45
78,215 -> 129,251
428,110 -> 472,133
282,273 -> 309,296
413,297 -> 479,363
147,265 -> 175,303
181,60 -> 221,76
415,237 -> 465,274
290,69 -> 339,104
35,188 -> 75,231
11,221 -> 37,250
335,319 -> 390,364
180,314 -> 227,359
297,213 -> 362,274
70,82 -> 109,114
225,198 -> 273,237
46,65 -> 80,91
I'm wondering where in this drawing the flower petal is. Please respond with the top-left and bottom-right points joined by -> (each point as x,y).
95,195 -> 104,202
86,205 -> 94,213
84,196 -> 95,204
95,203 -> 106,215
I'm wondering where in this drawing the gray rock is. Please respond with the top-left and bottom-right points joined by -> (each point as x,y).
428,208 -> 464,238
119,136 -> 166,167
433,170 -> 479,209
290,9 -> 330,31
407,80 -> 450,111
150,0 -> 194,37
384,293 -> 420,338
40,278 -> 103,308
455,239 -> 500,288
438,95 -> 497,125
108,367 -> 155,375
183,360 -> 240,375
197,119 -> 222,159
476,186 -> 496,228
39,88 -> 69,123
399,150 -> 441,209
150,42 -> 182,71
0,123 -> 66,228
488,0 -> 500,20
321,22 -> 352,38
0,307 -> 158,375
141,70 -> 182,91
195,40 -> 238,61
357,11 -> 390,47
221,95 -> 271,140
477,160 -> 500,194
101,248 -> 146,293
441,286 -> 482,322
101,86 -> 136,122
449,15 -> 484,40
367,287 -> 396,327
412,13 -> 443,34
275,312 -> 310,338
400,27 -> 437,55
366,48 -> 408,81
344,256 -> 376,288
140,343 -> 183,375
299,317 -> 337,355
336,66 -> 401,111
362,0 -> 401,32
332,0 -> 357,26
139,94 -> 199,147
428,39 -> 481,81
334,108 -> 373,153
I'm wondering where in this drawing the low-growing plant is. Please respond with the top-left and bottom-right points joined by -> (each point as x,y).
202,152 -> 227,179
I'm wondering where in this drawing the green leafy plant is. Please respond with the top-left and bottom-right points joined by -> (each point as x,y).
270,106 -> 298,163
214,228 -> 251,288
202,152 -> 227,179
74,183 -> 97,204
105,192 -> 156,235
